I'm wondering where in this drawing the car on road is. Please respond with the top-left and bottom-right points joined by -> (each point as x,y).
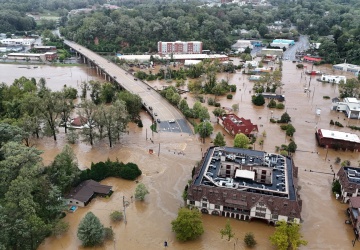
169,119 -> 175,123
157,118 -> 161,123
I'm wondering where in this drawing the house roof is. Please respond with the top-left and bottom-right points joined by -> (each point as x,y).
188,185 -> 302,218
65,180 -> 112,203
71,116 -> 88,127
337,167 -> 360,193
220,114 -> 258,135
350,197 -> 360,208
303,56 -> 322,62
318,129 -> 360,143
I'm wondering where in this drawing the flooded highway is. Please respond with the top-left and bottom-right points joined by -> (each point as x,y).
1,61 -> 360,249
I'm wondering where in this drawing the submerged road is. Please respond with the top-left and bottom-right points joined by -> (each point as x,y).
64,40 -> 192,134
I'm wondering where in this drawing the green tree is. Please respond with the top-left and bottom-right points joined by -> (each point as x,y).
288,141 -> 297,153
77,212 -> 105,247
78,99 -> 98,146
332,180 -> 341,194
213,107 -> 226,117
280,112 -> 291,123
171,208 -> 204,241
286,124 -> 296,137
197,121 -> 213,140
134,183 -> 149,201
252,94 -> 265,106
214,132 -> 226,147
100,82 -> 116,103
338,78 -> 360,98
39,91 -> 62,141
244,232 -> 257,248
52,220 -> 70,237
46,145 -> 80,193
179,99 -> 190,113
269,220 -> 307,250
198,106 -> 210,122
220,219 -> 235,241
234,133 -> 249,149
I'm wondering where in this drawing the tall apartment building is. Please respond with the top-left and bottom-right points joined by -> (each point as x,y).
158,41 -> 202,55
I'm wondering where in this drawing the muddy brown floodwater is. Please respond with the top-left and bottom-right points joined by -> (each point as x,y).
1,61 -> 360,250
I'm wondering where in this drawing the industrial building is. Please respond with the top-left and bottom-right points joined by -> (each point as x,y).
332,98 -> 360,120
187,146 -> 302,224
320,74 -> 346,84
333,63 -> 360,76
270,39 -> 295,49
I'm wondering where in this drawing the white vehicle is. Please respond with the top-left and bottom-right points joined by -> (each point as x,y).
168,119 -> 175,123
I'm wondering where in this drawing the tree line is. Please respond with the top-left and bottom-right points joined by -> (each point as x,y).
0,77 -> 142,147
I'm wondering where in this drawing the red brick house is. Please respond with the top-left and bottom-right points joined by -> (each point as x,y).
218,114 -> 258,137
316,129 -> 360,151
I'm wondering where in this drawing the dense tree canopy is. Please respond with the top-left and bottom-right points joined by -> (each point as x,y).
171,208 -> 204,241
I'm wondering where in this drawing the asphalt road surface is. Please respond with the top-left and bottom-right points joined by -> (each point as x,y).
283,35 -> 310,61
64,40 -> 193,134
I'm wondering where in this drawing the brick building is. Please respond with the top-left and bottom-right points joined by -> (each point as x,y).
218,114 -> 258,137
316,129 -> 360,151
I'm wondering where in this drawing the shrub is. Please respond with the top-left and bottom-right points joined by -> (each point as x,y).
110,211 -> 123,222
323,96 -> 330,99
280,124 -> 288,130
332,180 -> 341,194
229,85 -> 237,92
270,118 -> 277,123
267,99 -> 277,108
280,150 -> 288,156
276,103 -> 285,109
335,121 -> 343,127
227,94 -> 233,99
214,102 -> 221,107
288,141 -> 297,153
330,119 -> 334,125
244,232 -> 257,248
296,64 -> 304,69
104,227 -> 114,241
137,119 -> 143,127
207,97 -> 215,106
286,124 -> 296,136
120,162 -> 142,180
252,94 -> 265,106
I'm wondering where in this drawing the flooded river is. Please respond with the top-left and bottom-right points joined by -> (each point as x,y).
1,61 -> 360,249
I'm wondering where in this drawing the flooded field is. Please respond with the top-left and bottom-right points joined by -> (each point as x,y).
1,61 -> 360,250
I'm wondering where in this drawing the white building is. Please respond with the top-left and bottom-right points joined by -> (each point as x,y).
332,98 -> 360,120
231,40 -> 253,52
0,38 -> 35,46
333,63 -> 360,76
321,74 -> 346,84
245,60 -> 259,68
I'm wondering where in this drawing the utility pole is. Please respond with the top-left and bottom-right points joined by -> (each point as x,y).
158,143 -> 160,157
123,196 -> 127,225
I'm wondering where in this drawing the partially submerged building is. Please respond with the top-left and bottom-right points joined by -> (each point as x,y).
218,114 -> 258,137
337,167 -> 360,203
331,97 -> 360,120
333,63 -> 360,76
320,74 -> 346,84
316,129 -> 360,151
65,180 -> 112,207
187,147 -> 302,224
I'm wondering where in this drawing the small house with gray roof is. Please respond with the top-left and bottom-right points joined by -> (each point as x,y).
65,180 -> 112,207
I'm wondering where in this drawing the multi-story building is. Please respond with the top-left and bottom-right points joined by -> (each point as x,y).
187,147 -> 303,225
347,197 -> 360,238
316,129 -> 360,151
218,114 -> 258,137
337,167 -> 360,203
158,41 -> 202,55
333,63 -> 360,76
331,98 -> 360,120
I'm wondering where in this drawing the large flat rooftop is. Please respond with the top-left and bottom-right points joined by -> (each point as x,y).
194,147 -> 297,200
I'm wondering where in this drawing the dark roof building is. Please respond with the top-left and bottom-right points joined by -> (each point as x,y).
65,180 -> 112,207
348,197 -> 360,239
337,166 -> 360,203
187,146 -> 302,225
218,114 -> 258,137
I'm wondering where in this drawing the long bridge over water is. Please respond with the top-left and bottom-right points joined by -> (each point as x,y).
64,40 -> 192,134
